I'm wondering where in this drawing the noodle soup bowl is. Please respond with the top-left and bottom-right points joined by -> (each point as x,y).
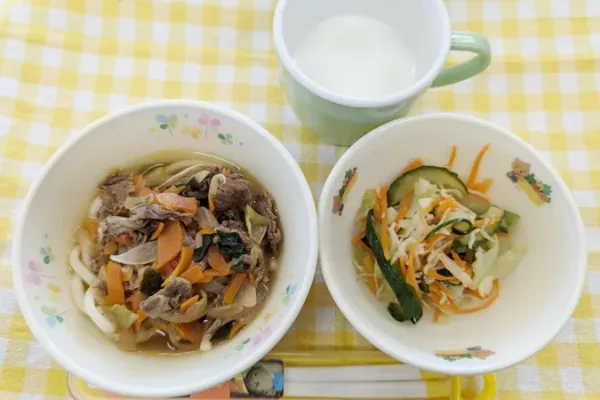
13,100 -> 318,397
319,113 -> 585,375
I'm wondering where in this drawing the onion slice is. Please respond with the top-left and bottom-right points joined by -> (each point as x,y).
70,247 -> 98,287
84,287 -> 116,334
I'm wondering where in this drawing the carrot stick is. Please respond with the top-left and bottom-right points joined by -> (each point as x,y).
399,256 -> 407,276
207,245 -> 231,274
208,196 -> 215,212
471,178 -> 493,193
223,273 -> 246,304
393,190 -> 413,231
180,264 -> 204,284
180,295 -> 199,314
157,220 -> 183,268
248,272 -> 255,285
229,321 -> 246,339
401,158 -> 424,174
373,188 -> 381,224
135,311 -> 147,330
357,240 -> 375,259
105,261 -> 125,305
363,255 -> 377,295
150,222 -> 164,240
379,187 -> 390,260
467,144 -> 491,187
447,145 -> 457,169
406,245 -> 420,295
163,246 -> 194,286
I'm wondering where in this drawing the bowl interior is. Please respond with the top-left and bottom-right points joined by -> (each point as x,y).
319,114 -> 585,374
14,101 -> 317,397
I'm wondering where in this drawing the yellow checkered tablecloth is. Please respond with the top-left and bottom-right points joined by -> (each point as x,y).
0,0 -> 598,398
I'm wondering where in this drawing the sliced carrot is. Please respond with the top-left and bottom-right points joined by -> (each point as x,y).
83,219 -> 99,242
450,251 -> 467,269
373,189 -> 381,224
406,244 -> 420,295
105,261 -> 125,305
465,287 -> 485,299
156,192 -> 198,214
121,268 -> 133,282
199,227 -> 216,235
207,245 -> 230,274
393,190 -> 414,231
379,187 -> 390,260
180,295 -> 199,314
180,264 -> 205,284
497,231 -> 509,238
363,255 -> 377,295
208,196 -> 215,212
399,256 -> 407,276
150,222 -> 165,241
426,269 -> 455,281
204,268 -> 231,277
229,321 -> 246,339
471,178 -> 493,193
356,240 -> 375,259
467,144 -> 491,188
103,240 -> 118,255
223,273 -> 246,304
157,220 -> 184,268
173,323 -> 200,344
248,272 -> 255,285
116,233 -> 131,246
135,311 -> 147,330
163,246 -> 194,286
435,196 -> 460,220
421,197 -> 443,216
473,217 -> 499,228
447,145 -> 457,169
401,158 -> 424,174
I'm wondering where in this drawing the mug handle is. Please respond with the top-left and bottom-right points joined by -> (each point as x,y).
431,31 -> 491,87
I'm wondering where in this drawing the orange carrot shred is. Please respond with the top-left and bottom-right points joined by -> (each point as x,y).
447,145 -> 457,169
363,255 -> 377,295
229,321 -> 246,339
223,273 -> 246,304
105,262 -> 125,305
180,295 -> 199,314
207,245 -> 230,274
163,246 -> 194,286
157,220 -> 184,268
379,187 -> 390,260
393,190 -> 413,231
150,222 -> 165,241
248,272 -> 255,285
401,158 -> 424,174
471,178 -> 493,193
135,311 -> 147,330
180,264 -> 204,284
433,307 -> 441,322
467,144 -> 491,187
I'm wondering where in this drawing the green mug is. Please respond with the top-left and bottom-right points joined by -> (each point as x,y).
273,0 -> 491,146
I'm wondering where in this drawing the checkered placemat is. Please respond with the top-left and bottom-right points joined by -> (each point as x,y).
0,0 -> 598,398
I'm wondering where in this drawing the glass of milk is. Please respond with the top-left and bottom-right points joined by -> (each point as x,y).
273,0 -> 491,146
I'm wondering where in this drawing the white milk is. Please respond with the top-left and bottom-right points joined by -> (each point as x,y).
293,15 -> 417,100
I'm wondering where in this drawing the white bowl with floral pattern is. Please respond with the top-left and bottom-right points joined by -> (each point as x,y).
318,113 -> 586,376
12,100 -> 318,397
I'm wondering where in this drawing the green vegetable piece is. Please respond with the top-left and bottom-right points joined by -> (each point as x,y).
216,230 -> 245,259
110,304 -> 137,329
244,205 -> 269,244
387,166 -> 468,206
366,212 -> 423,324
140,268 -> 162,296
193,234 -> 214,262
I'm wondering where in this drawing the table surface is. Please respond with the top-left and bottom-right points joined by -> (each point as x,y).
0,0 -> 599,398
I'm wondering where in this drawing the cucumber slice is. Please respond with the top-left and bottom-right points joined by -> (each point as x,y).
498,211 -> 520,234
425,218 -> 473,239
365,213 -> 423,324
388,166 -> 468,206
459,193 -> 490,214
458,206 -> 505,246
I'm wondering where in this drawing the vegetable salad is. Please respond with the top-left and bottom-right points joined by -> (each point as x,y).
352,145 -> 525,324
